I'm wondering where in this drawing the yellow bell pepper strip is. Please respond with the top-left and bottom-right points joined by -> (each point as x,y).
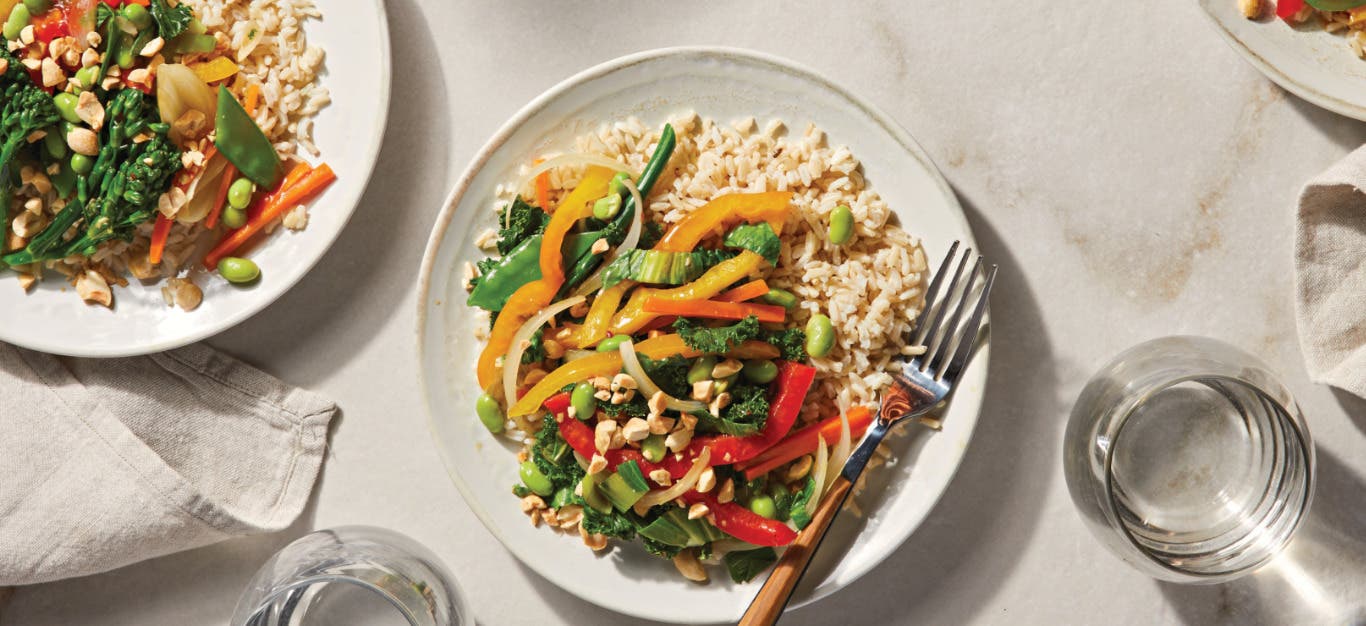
475,167 -> 615,388
541,166 -> 613,286
654,192 -> 793,252
510,334 -> 778,416
609,251 -> 767,336
564,281 -> 632,349
189,57 -> 240,84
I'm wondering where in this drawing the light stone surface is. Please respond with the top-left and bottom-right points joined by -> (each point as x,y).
6,0 -> 1366,624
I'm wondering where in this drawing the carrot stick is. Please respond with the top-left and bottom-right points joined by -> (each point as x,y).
204,162 -> 237,229
534,158 -> 551,210
739,406 -> 874,480
148,215 -> 173,265
642,297 -> 785,324
715,279 -> 769,303
203,163 -> 335,269
244,82 -> 261,116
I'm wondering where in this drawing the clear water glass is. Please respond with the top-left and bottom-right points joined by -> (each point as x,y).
1063,336 -> 1315,583
232,526 -> 468,626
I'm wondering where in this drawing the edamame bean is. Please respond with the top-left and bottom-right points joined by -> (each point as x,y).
475,393 -> 504,434
596,334 -> 630,353
742,359 -> 778,384
42,130 -> 66,160
73,66 -> 99,91
116,32 -> 139,69
592,193 -> 621,220
749,494 -> 777,519
828,205 -> 853,245
22,0 -> 49,16
571,381 -> 597,421
519,461 -> 554,497
608,171 -> 631,196
227,177 -> 254,210
120,2 -> 151,29
687,356 -> 717,385
805,313 -> 835,358
69,153 -> 92,175
3,4 -> 29,41
760,288 -> 798,309
221,206 -> 247,229
216,256 -> 260,284
53,92 -> 81,125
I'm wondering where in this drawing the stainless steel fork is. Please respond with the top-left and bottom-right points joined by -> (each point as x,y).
739,241 -> 996,626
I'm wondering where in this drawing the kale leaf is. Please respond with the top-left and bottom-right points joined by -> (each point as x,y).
150,0 -> 193,39
673,316 -> 763,354
694,384 -> 769,436
520,329 -> 544,364
724,548 -> 778,583
531,419 -> 583,490
641,537 -> 683,559
582,507 -> 637,540
496,196 -> 550,255
638,354 -> 691,399
762,327 -> 807,362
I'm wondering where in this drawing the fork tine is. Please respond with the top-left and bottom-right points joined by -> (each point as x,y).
910,241 -> 960,346
942,264 -> 996,383
920,247 -> 972,371
928,255 -> 982,375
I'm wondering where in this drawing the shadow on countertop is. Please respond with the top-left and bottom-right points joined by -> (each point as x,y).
1159,449 -> 1366,625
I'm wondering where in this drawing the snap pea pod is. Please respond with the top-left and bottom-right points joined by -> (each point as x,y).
467,231 -> 603,311
1306,0 -> 1366,10
560,124 -> 677,293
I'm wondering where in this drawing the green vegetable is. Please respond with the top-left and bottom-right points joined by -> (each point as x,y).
550,485 -> 574,509
0,53 -> 61,261
220,205 -> 247,229
742,360 -> 778,384
639,353 -> 691,398
828,205 -> 854,245
150,0 -> 193,39
763,327 -> 807,362
600,248 -> 736,289
116,28 -> 145,69
216,257 -> 260,284
608,171 -> 630,196
600,460 -> 649,511
42,129 -> 67,160
592,193 -> 621,220
475,393 -> 504,434
21,0 -> 47,13
170,32 -> 215,54
570,382 -> 597,421
637,507 -> 726,547
121,2 -> 152,29
495,197 -> 549,255
582,505 -> 637,540
723,222 -> 782,265
69,153 -> 93,175
760,288 -> 798,309
687,356 -> 716,385
641,434 -> 666,463
674,316 -> 762,354
96,12 -> 120,87
749,494 -> 777,519
227,177 -> 254,210
511,484 -> 531,498
580,474 -> 611,513
519,460 -> 555,497
788,477 -> 817,529
595,334 -> 630,353
805,314 -> 835,358
530,418 -> 580,489
724,548 -> 778,583
214,85 -> 281,188
73,66 -> 99,92
519,328 -> 544,364
49,164 -> 75,198
3,4 -> 29,41
53,92 -> 81,125
1306,0 -> 1366,10
467,231 -> 600,310
695,384 -> 769,437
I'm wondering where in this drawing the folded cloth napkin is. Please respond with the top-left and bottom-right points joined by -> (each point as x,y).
1296,144 -> 1366,398
0,342 -> 336,586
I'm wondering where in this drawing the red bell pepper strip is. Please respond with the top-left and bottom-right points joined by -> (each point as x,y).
739,405 -> 875,480
33,9 -> 69,44
683,492 -> 796,547
1278,0 -> 1305,19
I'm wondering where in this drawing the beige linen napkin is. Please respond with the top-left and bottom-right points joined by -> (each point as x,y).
0,343 -> 336,586
1295,144 -> 1366,398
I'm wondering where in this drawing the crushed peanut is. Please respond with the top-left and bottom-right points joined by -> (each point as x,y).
673,550 -> 708,582
687,502 -> 710,520
622,417 -> 651,442
709,392 -> 732,417
520,494 -> 546,513
611,373 -> 637,391
717,478 -> 735,504
594,420 -> 618,454
590,238 -> 609,255
696,468 -> 716,493
665,429 -> 693,453
785,454 -> 814,482
646,413 -> 675,436
711,358 -> 743,379
40,57 -> 63,87
587,454 -> 608,475
76,90 -> 105,130
580,525 -> 608,551
647,390 -> 667,416
691,380 -> 715,403
66,127 -> 99,156
75,270 -> 112,307
649,469 -> 672,486
140,36 -> 165,57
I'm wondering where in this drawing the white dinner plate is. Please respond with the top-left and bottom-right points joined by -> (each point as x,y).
1197,0 -> 1366,120
417,47 -> 989,624
0,0 -> 391,357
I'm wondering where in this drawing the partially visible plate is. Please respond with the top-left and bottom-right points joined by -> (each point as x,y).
417,47 -> 989,624
0,0 -> 390,357
1198,0 -> 1366,120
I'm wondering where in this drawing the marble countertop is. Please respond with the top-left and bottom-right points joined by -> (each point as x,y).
7,0 -> 1366,624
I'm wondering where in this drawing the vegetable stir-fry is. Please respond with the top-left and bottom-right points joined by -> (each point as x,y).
465,123 -> 872,583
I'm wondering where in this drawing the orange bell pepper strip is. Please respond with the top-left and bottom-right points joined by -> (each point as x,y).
563,281 -> 631,349
738,406 -> 875,480
510,334 -> 778,416
715,279 -> 769,303
643,298 -> 785,324
654,192 -> 792,252
476,279 -> 560,389
609,251 -> 766,336
539,166 -> 612,286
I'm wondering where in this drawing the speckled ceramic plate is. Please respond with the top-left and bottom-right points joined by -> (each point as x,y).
0,0 -> 390,357
417,47 -> 989,624
1198,0 -> 1366,120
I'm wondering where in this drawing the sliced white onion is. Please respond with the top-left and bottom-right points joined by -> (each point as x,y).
633,448 -> 711,515
826,409 -> 853,492
509,153 -> 639,230
618,338 -> 706,413
503,296 -> 586,407
808,434 -> 829,518
573,177 -> 644,297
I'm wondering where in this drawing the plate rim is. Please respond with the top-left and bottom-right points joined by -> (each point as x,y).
415,45 -> 990,622
0,0 -> 393,358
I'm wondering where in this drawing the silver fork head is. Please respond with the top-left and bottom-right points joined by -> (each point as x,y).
878,241 -> 996,426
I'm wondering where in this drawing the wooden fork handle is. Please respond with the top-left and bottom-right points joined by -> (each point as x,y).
739,476 -> 854,626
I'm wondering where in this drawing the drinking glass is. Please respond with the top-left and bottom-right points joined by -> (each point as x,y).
1063,336 -> 1315,583
232,526 -> 468,626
